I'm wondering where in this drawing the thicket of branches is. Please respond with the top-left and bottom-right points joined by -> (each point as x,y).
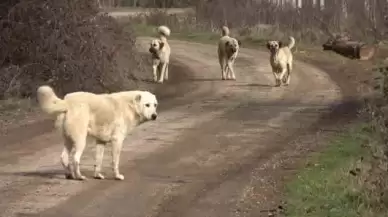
133,0 -> 388,44
0,0 -> 144,99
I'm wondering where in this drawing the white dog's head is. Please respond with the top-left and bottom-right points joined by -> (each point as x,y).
133,91 -> 158,122
226,38 -> 241,54
266,40 -> 283,53
149,39 -> 164,57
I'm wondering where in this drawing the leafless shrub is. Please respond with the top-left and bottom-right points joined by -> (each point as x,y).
0,0 -> 145,99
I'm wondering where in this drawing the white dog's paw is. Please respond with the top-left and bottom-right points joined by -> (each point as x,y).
157,80 -> 164,84
94,173 -> 105,180
76,175 -> 87,181
114,174 -> 125,181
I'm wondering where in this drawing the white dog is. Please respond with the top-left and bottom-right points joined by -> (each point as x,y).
149,25 -> 171,83
217,26 -> 241,80
36,85 -> 158,181
266,36 -> 295,86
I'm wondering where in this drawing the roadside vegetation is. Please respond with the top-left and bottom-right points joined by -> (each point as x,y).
0,0 -> 152,130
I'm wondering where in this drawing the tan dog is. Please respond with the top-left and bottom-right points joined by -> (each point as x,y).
37,85 -> 158,181
149,25 -> 171,83
266,36 -> 295,86
217,26 -> 241,80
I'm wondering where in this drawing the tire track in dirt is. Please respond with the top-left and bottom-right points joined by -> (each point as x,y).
0,39 -> 342,217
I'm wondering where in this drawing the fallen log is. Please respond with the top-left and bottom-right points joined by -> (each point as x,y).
322,38 -> 376,60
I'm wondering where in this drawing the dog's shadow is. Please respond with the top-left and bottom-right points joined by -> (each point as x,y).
189,78 -> 221,82
232,83 -> 273,88
7,169 -> 65,180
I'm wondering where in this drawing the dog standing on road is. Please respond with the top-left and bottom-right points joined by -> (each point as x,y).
217,26 -> 241,80
149,25 -> 171,83
37,85 -> 158,181
266,36 -> 295,86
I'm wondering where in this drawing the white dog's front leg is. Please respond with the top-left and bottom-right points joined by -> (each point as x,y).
158,63 -> 167,83
285,63 -> 292,86
94,143 -> 106,179
270,66 -> 280,87
111,138 -> 125,180
164,63 -> 169,81
279,67 -> 287,86
152,64 -> 158,82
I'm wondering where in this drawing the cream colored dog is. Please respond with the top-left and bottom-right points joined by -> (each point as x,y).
37,85 -> 158,181
266,36 -> 295,86
149,25 -> 171,83
217,26 -> 241,80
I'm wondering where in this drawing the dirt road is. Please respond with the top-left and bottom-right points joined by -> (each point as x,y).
0,38 -> 355,217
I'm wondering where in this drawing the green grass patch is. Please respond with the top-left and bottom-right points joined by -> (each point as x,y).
284,126 -> 384,217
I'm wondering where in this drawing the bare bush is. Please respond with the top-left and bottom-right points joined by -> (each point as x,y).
0,0 -> 145,99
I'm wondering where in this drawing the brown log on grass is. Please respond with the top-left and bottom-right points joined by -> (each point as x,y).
322,38 -> 376,61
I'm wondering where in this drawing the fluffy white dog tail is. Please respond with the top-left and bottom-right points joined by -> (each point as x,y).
37,85 -> 67,115
157,25 -> 171,38
288,36 -> 295,49
221,26 -> 230,36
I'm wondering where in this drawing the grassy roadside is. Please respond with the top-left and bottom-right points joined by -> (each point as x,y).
284,126 -> 386,217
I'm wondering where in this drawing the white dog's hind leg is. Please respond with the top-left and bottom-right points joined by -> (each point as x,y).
94,143 -> 106,179
158,63 -> 167,83
221,59 -> 227,80
227,60 -> 236,80
61,138 -> 73,179
111,137 -> 125,180
72,139 -> 87,180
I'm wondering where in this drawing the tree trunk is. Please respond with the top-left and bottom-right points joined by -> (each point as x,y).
323,40 -> 376,60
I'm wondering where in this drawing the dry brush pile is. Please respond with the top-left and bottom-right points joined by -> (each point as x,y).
0,0 -> 146,100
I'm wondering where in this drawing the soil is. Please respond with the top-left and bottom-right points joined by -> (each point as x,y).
0,38 -> 369,217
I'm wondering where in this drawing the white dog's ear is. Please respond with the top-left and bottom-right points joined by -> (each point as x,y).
135,94 -> 141,102
225,41 -> 230,46
237,40 -> 241,46
266,42 -> 271,50
278,41 -> 283,48
159,42 -> 164,50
